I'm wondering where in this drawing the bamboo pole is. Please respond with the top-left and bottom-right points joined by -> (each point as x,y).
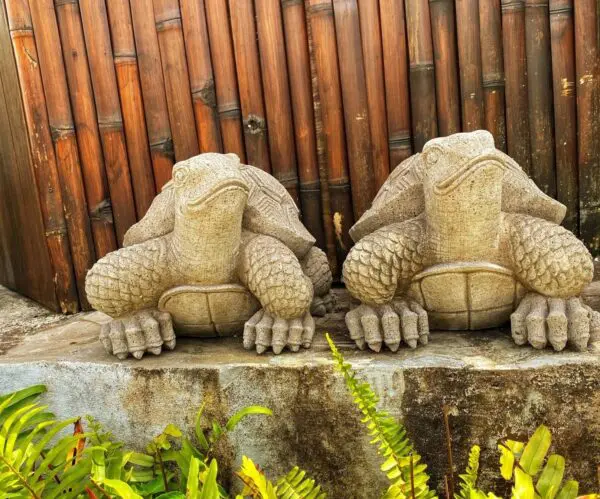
358,0 -> 390,189
282,0 -> 326,246
106,0 -> 156,218
549,0 -> 578,232
5,0 -> 79,312
479,0 -> 507,151
429,0 -> 461,136
255,0 -> 300,204
501,0 -> 531,171
55,0 -> 118,258
525,0 -> 556,196
456,0 -> 484,131
79,0 -> 137,245
379,0 -> 412,166
180,0 -> 222,153
306,0 -> 337,271
307,0 -> 354,267
204,0 -> 246,161
332,0 -> 376,217
130,0 -> 174,189
153,0 -> 200,162
29,0 -> 96,309
405,0 -> 437,151
228,0 -> 270,171
575,0 -> 600,252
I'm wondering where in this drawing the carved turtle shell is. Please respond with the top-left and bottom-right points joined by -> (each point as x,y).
349,145 -> 566,242
407,262 -> 526,331
123,154 -> 315,258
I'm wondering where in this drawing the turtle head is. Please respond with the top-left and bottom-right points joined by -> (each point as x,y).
422,130 -> 506,203
171,153 -> 249,224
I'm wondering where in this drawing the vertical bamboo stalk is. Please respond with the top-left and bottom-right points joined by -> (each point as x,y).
282,0 -> 326,247
5,0 -> 79,312
479,0 -> 507,151
129,0 -> 174,189
501,0 -> 531,171
525,0 -> 556,196
455,0 -> 484,131
255,0 -> 300,204
106,0 -> 156,218
332,0 -> 376,217
379,0 -> 412,166
429,0 -> 461,135
79,0 -> 137,245
180,0 -> 222,153
55,0 -> 118,258
550,0 -> 578,232
29,0 -> 95,309
405,0 -> 437,151
358,0 -> 390,189
153,0 -> 200,162
204,0 -> 246,161
575,0 -> 600,252
306,3 -> 337,270
307,0 -> 354,267
229,0 -> 270,171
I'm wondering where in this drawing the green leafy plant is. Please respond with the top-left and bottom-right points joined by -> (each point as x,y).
0,384 -> 91,498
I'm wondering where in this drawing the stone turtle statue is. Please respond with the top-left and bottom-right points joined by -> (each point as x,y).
85,153 -> 332,359
343,130 -> 599,352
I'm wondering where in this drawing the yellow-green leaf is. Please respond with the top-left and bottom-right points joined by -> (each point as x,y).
520,425 -> 551,476
512,468 -> 535,499
555,480 -> 578,499
536,454 -> 565,499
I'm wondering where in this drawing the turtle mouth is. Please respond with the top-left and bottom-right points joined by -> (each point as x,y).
186,178 -> 248,211
434,153 -> 505,195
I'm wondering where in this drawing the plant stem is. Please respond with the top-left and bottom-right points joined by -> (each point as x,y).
155,447 -> 168,492
410,454 -> 416,499
443,405 -> 455,498
0,455 -> 42,499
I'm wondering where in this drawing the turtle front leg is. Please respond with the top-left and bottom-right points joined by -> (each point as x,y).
301,246 -> 334,316
238,233 -> 315,354
85,237 -> 176,359
342,219 -> 429,352
504,213 -> 598,351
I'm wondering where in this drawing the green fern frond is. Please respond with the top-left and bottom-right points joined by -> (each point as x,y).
326,334 -> 435,499
455,445 -> 481,499
276,466 -> 326,499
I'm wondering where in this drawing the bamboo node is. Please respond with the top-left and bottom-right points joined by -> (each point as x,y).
156,17 -> 182,32
192,79 -> 217,108
54,0 -> 79,6
299,180 -> 321,192
389,132 -> 412,149
409,62 -> 435,73
90,199 -> 114,224
501,0 -> 525,11
45,225 -> 68,237
114,54 -> 137,65
98,120 -> 124,132
282,0 -> 303,6
243,114 -> 267,135
307,2 -> 333,16
274,174 -> 299,189
151,138 -> 175,161
549,4 -> 573,14
51,126 -> 76,141
218,102 -> 242,119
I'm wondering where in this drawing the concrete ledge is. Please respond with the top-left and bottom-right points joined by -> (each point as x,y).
1,289 -> 600,496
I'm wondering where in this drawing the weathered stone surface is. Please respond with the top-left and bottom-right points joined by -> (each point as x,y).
344,131 -> 597,353
84,153 -> 332,359
2,289 -> 600,497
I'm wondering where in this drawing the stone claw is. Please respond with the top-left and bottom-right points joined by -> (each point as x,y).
345,298 -> 430,352
243,309 -> 315,354
100,309 -> 176,360
310,291 -> 336,317
510,292 -> 600,352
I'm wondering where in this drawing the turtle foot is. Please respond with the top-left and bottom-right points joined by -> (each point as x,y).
100,309 -> 176,360
310,291 -> 336,317
510,292 -> 600,351
243,309 -> 315,354
345,299 -> 430,352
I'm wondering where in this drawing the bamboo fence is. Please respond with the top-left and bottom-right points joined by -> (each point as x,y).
1,0 -> 598,310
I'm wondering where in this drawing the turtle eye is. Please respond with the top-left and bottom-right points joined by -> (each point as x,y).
173,166 -> 189,186
425,146 -> 442,167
